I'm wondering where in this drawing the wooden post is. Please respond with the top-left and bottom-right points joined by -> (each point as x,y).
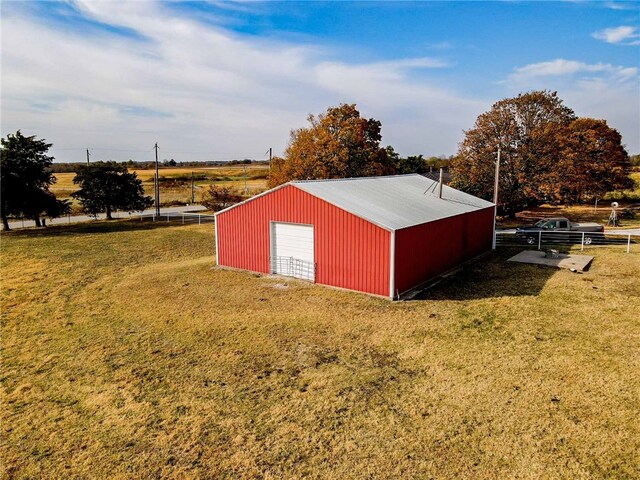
191,171 -> 195,204
154,143 -> 160,216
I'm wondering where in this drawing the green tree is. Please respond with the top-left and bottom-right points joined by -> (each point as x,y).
269,104 -> 394,187
0,130 -> 69,230
386,146 -> 431,174
425,156 -> 451,170
72,162 -> 152,219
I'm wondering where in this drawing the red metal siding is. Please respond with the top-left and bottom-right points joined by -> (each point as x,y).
393,207 -> 494,295
216,185 -> 391,297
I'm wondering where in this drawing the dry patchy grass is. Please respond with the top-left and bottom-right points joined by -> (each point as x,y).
1,222 -> 639,478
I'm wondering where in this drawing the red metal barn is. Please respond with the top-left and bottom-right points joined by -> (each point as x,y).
215,174 -> 494,299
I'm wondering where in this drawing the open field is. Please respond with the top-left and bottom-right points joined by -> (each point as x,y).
2,222 -> 639,478
51,165 -> 270,210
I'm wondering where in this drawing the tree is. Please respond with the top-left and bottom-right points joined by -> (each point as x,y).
41,191 -> 71,223
452,91 -> 634,215
425,156 -> 451,170
386,146 -> 432,174
537,118 -> 634,203
269,104 -> 395,187
451,91 -> 577,216
72,162 -> 152,219
201,185 -> 242,211
0,130 -> 69,230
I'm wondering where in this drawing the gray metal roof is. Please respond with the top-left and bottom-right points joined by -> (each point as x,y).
292,174 -> 494,231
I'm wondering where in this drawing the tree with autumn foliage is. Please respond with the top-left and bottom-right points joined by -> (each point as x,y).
269,104 -> 395,187
201,184 -> 242,212
451,90 -> 633,216
451,91 -> 576,216
536,118 -> 633,204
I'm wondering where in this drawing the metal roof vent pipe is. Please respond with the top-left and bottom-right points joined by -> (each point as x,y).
438,168 -> 444,198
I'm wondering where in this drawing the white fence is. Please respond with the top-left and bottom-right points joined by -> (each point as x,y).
139,212 -> 215,225
496,230 -> 637,253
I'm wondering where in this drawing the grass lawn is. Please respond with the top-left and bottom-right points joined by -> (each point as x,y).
1,222 -> 639,478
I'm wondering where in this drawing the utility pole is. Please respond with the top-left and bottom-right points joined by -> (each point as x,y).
438,168 -> 444,198
492,146 -> 501,250
154,142 -> 160,216
266,147 -> 273,180
191,171 -> 195,204
243,165 -> 248,194
86,148 -> 90,165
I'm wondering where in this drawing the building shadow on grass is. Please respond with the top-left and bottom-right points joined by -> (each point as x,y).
1,218 -> 210,238
412,249 -> 560,301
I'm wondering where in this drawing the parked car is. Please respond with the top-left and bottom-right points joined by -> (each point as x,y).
516,217 -> 604,245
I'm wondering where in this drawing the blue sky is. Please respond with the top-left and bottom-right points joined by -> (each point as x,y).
1,1 -> 639,162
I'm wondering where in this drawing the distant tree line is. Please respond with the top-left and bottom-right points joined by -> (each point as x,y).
50,158 -> 267,173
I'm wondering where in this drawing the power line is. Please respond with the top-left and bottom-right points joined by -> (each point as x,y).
52,146 -> 268,156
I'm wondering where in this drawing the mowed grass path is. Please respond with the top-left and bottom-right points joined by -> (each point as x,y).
1,223 -> 639,478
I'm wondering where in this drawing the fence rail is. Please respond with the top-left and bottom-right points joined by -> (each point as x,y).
139,212 -> 215,225
496,230 -> 637,253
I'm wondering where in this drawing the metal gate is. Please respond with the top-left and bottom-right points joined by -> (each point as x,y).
270,256 -> 316,282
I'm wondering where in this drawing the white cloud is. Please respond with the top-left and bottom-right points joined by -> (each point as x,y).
504,59 -> 640,152
592,25 -> 640,45
507,59 -> 638,83
1,1 -> 638,163
604,2 -> 640,10
0,0 -> 479,161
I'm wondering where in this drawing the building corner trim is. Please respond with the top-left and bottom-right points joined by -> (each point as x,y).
389,230 -> 396,299
214,216 -> 220,266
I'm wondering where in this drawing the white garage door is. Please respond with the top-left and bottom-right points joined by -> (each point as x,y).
270,222 -> 315,281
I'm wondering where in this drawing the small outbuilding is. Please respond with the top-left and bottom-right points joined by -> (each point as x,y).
215,174 -> 494,299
